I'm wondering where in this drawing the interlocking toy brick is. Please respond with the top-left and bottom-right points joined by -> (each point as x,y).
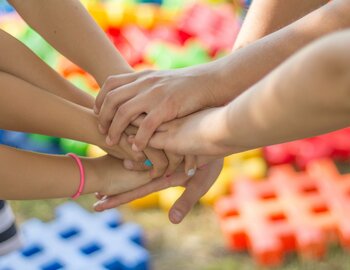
264,128 -> 350,168
215,158 -> 350,266
0,203 -> 150,270
177,3 -> 240,54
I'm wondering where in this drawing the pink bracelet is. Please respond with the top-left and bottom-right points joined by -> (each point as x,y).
67,153 -> 85,199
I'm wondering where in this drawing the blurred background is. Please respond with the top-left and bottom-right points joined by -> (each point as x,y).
1,0 -> 350,269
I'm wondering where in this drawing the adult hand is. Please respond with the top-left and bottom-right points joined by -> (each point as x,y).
146,106 -> 242,157
94,159 -> 224,224
94,64 -> 226,152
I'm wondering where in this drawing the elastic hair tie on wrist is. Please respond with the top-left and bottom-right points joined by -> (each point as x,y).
67,153 -> 85,199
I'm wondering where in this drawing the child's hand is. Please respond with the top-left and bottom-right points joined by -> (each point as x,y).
94,159 -> 224,224
94,65 -> 225,152
90,155 -> 153,196
117,126 -> 186,178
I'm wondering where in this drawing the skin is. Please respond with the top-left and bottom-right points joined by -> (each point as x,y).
93,0 -> 350,224
0,145 -> 152,200
146,31 -> 350,157
0,0 -> 204,213
94,0 -> 350,153
8,0 -> 175,175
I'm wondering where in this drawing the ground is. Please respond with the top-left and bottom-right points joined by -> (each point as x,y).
10,196 -> 350,270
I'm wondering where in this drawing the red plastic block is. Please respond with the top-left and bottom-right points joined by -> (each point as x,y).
264,128 -> 350,168
177,4 -> 239,54
215,158 -> 350,266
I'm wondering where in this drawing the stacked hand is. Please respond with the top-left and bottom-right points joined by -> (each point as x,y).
93,66 -> 231,223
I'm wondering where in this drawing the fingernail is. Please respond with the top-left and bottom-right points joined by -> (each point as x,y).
93,200 -> 105,209
171,209 -> 183,224
93,105 -> 98,114
187,168 -> 196,177
144,159 -> 153,167
106,136 -> 114,146
124,160 -> 134,170
132,143 -> 140,152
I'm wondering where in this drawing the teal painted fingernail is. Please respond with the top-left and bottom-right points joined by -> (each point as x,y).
144,159 -> 153,167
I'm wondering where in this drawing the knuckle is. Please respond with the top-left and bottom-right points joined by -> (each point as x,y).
142,117 -> 157,131
116,104 -> 128,118
103,76 -> 116,90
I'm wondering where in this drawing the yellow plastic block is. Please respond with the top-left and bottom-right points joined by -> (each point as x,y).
86,2 -> 110,30
135,4 -> 159,29
129,192 -> 159,209
159,187 -> 185,211
105,2 -> 126,28
200,166 -> 233,205
86,145 -> 106,158
241,157 -> 267,179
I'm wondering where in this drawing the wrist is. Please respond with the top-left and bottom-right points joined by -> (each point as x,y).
80,157 -> 105,195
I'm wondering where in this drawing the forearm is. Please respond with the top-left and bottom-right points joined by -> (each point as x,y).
9,0 -> 132,86
0,29 -> 93,108
234,0 -> 328,50
0,145 -> 101,200
224,31 -> 350,151
211,0 -> 350,105
0,72 -> 109,150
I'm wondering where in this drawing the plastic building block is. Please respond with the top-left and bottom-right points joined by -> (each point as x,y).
177,3 -> 240,54
59,138 -> 88,156
0,203 -> 150,270
215,158 -> 350,266
87,145 -> 107,158
264,128 -> 350,168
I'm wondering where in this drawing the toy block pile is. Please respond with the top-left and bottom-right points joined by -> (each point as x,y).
264,128 -> 350,169
215,158 -> 350,266
0,203 -> 150,270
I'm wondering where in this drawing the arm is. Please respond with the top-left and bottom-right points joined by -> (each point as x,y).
8,0 -> 132,87
8,0 -> 175,176
0,71 -> 145,161
0,145 -> 152,200
233,0 -> 328,50
147,30 -> 350,157
94,0 -> 350,151
0,29 -> 93,108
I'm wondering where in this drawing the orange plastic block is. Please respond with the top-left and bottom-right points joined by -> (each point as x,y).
215,158 -> 350,266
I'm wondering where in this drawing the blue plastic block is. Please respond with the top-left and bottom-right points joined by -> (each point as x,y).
0,131 -> 61,154
0,131 -> 28,148
138,0 -> 163,5
0,1 -> 15,14
0,203 -> 150,270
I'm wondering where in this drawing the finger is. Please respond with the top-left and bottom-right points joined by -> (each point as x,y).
184,155 -> 197,177
164,152 -> 183,177
94,171 -> 190,211
95,73 -> 138,113
119,133 -> 146,162
123,159 -> 151,171
168,173 -> 213,224
95,192 -> 107,200
169,165 -> 218,224
131,114 -> 146,127
148,131 -> 169,150
106,97 -> 146,146
132,109 -> 167,152
98,83 -> 142,134
124,125 -> 139,136
144,148 -> 169,178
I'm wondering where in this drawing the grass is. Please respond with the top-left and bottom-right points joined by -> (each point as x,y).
9,196 -> 350,270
